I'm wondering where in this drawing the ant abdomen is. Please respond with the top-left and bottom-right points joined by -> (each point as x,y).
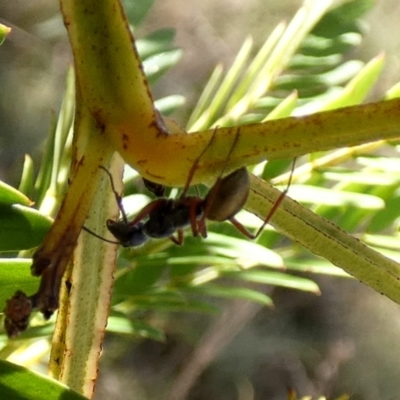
205,167 -> 250,222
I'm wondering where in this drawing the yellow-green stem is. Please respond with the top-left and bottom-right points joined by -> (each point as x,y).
248,176 -> 400,303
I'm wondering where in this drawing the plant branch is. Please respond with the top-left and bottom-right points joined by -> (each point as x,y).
248,175 -> 400,304
60,0 -> 400,189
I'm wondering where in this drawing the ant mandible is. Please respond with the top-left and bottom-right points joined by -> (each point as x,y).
85,128 -> 293,247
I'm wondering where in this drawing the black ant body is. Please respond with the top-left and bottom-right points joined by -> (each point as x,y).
105,167 -> 250,247
85,129 -> 292,247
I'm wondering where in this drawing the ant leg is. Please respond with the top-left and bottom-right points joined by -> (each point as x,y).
170,229 -> 184,245
199,128 -> 243,231
252,157 -> 296,238
227,217 -> 256,239
188,198 -> 205,237
231,158 -> 296,239
172,127 -> 220,239
99,167 -> 167,231
127,199 -> 166,227
181,126 -> 219,196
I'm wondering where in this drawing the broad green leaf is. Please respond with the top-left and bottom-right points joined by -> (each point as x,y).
0,359 -> 87,400
0,205 -> 52,251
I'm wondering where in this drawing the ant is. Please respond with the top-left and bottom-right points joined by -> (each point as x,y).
84,128 -> 294,247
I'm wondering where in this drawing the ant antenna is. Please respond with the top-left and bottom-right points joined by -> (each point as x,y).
82,226 -> 120,245
82,165 -> 127,244
98,166 -> 129,224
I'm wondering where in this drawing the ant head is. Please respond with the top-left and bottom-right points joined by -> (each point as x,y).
106,220 -> 148,247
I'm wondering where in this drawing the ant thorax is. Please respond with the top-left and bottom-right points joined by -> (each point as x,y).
141,197 -> 204,239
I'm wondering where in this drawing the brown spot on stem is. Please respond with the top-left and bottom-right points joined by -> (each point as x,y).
121,132 -> 130,150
